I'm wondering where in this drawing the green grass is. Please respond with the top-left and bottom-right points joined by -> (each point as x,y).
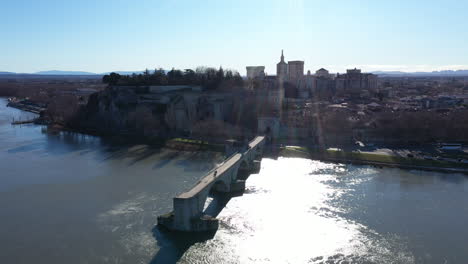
284,146 -> 309,152
280,146 -> 312,159
168,138 -> 224,152
280,146 -> 468,170
325,149 -> 468,169
172,138 -> 210,145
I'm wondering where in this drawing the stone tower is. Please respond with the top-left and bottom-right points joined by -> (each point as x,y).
276,50 -> 288,82
287,60 -> 304,82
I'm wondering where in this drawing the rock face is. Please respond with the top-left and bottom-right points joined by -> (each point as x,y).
82,86 -> 168,137
78,85 -> 255,140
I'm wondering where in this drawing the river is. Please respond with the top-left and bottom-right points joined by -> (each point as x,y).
1,97 -> 468,264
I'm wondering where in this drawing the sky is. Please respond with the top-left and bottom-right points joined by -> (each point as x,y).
1,0 -> 468,75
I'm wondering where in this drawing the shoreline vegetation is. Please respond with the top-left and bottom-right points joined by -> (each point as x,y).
280,146 -> 468,175
165,138 -> 224,152
6,98 -> 46,114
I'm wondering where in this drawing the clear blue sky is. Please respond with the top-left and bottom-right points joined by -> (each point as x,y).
2,0 -> 467,74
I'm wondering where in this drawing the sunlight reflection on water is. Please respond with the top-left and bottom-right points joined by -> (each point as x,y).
180,158 -> 415,264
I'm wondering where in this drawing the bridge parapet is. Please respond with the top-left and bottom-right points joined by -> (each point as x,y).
158,136 -> 265,232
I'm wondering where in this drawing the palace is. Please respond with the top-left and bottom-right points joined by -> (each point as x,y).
247,50 -> 378,99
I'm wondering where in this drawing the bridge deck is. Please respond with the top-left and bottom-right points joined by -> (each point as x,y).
249,136 -> 265,149
177,154 -> 242,199
176,136 -> 265,200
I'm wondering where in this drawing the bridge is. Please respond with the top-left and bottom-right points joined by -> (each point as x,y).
158,136 -> 266,232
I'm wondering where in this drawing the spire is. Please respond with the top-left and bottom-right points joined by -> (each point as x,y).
280,49 -> 284,62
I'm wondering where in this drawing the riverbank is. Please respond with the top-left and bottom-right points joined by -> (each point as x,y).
281,146 -> 468,175
6,98 -> 46,114
11,118 -> 38,125
165,138 -> 224,152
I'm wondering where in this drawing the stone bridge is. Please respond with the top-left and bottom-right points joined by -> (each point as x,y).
158,136 -> 266,232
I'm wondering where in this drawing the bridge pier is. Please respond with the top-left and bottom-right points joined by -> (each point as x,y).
157,136 -> 266,232
229,180 -> 246,193
251,160 -> 261,173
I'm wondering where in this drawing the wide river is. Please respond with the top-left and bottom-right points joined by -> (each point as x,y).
1,97 -> 467,264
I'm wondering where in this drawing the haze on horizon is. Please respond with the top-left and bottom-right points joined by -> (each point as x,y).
2,0 -> 468,75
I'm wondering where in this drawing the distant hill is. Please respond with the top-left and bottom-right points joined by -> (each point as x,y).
34,70 -> 162,75
34,70 -> 156,75
1,69 -> 166,76
435,70 -> 468,75
373,70 -> 468,77
101,71 -> 145,75
34,70 -> 98,75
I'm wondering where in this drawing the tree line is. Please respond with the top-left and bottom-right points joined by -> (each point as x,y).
102,67 -> 243,90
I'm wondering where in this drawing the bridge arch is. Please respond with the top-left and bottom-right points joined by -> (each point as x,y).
239,160 -> 249,170
211,180 -> 229,193
237,159 -> 251,180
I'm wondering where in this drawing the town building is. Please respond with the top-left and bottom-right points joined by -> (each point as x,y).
288,60 -> 304,82
297,70 -> 315,98
246,66 -> 265,79
335,68 -> 378,96
316,68 -> 330,78
345,68 -> 363,93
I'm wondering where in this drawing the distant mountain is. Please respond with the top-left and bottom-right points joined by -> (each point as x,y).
372,71 -> 406,75
100,71 -> 145,75
34,70 -> 98,75
373,70 -> 468,77
1,69 -> 167,76
33,70 -> 153,75
435,70 -> 468,75
34,70 -> 157,75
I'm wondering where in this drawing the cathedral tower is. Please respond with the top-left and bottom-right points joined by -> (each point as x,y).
276,50 -> 288,82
